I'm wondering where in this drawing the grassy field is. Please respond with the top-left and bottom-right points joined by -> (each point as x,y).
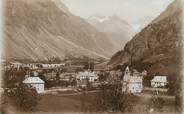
37,92 -> 98,113
133,93 -> 176,113
37,94 -> 82,113
36,92 -> 176,113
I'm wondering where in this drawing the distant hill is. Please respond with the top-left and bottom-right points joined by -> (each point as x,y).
109,0 -> 183,76
87,15 -> 134,51
4,0 -> 117,62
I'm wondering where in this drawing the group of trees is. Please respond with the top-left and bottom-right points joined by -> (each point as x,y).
80,83 -> 138,113
167,74 -> 183,112
95,83 -> 137,112
143,75 -> 154,87
98,71 -> 109,82
79,82 -> 169,113
96,84 -> 135,112
3,68 -> 27,88
3,68 -> 41,112
147,95 -> 165,112
38,72 -> 77,88
4,84 -> 40,111
83,61 -> 94,71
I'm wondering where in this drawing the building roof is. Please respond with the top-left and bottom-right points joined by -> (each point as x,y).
132,69 -> 141,76
124,74 -> 143,83
125,66 -> 130,72
23,77 -> 45,84
129,76 -> 143,83
151,76 -> 167,83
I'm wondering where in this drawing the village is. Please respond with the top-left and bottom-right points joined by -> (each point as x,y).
1,58 -> 178,113
2,61 -> 169,94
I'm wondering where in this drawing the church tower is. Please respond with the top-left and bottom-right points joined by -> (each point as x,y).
125,66 -> 130,75
123,66 -> 131,82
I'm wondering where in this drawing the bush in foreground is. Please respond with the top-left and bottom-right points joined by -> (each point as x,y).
80,83 -> 138,113
5,83 -> 40,112
147,96 -> 165,112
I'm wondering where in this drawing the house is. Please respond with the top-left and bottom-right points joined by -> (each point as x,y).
42,63 -> 65,69
122,66 -> 143,93
10,62 -> 23,69
151,76 -> 168,88
23,76 -> 45,93
77,79 -> 88,88
76,70 -> 98,82
109,70 -> 122,78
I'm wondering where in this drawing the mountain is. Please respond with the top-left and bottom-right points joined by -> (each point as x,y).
87,15 -> 134,51
109,0 -> 183,76
3,0 -> 116,62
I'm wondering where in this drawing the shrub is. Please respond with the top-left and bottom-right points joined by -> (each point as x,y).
147,96 -> 165,112
6,83 -> 40,112
93,83 -> 138,112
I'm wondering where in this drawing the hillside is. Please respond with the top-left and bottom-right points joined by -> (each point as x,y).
109,0 -> 183,76
87,15 -> 134,50
3,0 -> 116,62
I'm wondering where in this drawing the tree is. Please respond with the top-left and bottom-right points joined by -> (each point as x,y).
143,75 -> 154,87
71,78 -> 77,87
38,72 -> 46,82
56,72 -> 60,80
167,74 -> 183,112
175,92 -> 182,112
98,72 -> 107,82
61,67 -> 67,73
173,75 -> 183,112
6,83 -> 40,112
3,68 -> 26,88
147,96 -> 165,112
93,83 -> 137,112
80,91 -> 90,112
83,61 -> 94,71
75,67 -> 83,73
86,78 -> 93,90
38,72 -> 52,88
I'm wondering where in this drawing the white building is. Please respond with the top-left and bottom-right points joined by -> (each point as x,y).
23,76 -> 45,93
77,70 -> 98,82
42,63 -> 65,68
151,76 -> 168,88
122,66 -> 143,93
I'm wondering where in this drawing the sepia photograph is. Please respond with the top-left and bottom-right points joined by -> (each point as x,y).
0,0 -> 184,114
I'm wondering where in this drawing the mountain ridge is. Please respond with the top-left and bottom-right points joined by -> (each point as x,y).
109,0 -> 183,76
4,0 -> 116,62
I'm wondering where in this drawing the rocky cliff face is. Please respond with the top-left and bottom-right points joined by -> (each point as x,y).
109,0 -> 183,76
3,0 -> 116,62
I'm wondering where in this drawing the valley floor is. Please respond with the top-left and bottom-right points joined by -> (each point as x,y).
35,91 -> 176,113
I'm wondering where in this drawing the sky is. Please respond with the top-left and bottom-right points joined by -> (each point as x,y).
62,0 -> 174,30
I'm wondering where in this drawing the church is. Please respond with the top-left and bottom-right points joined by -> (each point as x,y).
122,66 -> 144,93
